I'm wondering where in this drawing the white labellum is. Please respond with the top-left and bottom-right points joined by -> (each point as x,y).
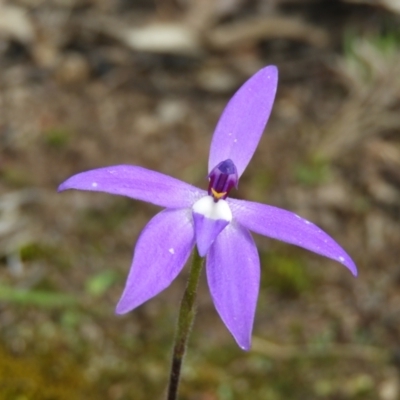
192,195 -> 232,221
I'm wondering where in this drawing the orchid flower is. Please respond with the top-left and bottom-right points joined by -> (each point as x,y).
58,66 -> 357,350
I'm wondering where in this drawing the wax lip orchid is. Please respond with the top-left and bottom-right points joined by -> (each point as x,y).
58,66 -> 357,350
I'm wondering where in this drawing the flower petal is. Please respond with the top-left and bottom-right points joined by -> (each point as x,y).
192,212 -> 229,256
206,222 -> 260,350
208,66 -> 278,177
116,208 -> 195,313
192,195 -> 232,256
229,199 -> 358,276
58,165 -> 205,209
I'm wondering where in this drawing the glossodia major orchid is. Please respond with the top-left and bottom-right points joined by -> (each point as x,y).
58,66 -> 357,351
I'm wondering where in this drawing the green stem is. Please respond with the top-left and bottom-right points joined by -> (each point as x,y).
167,248 -> 204,400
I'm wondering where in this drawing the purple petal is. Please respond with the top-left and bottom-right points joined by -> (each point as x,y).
116,208 -> 195,313
58,165 -> 205,209
208,66 -> 278,178
207,223 -> 260,350
229,199 -> 358,276
192,212 -> 229,256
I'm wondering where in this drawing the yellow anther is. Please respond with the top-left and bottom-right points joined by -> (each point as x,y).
211,188 -> 227,200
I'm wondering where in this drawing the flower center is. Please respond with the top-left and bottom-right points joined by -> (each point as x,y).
208,159 -> 238,202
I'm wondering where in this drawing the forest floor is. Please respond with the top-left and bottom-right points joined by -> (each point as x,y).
1,1 -> 400,399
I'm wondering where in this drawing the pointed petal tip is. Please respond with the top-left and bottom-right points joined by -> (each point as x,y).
114,209 -> 195,317
230,199 -> 358,279
57,165 -> 204,208
349,264 -> 358,277
345,260 -> 358,277
208,65 -> 279,177
115,302 -> 130,315
206,224 -> 259,355
261,65 -> 278,79
336,253 -> 358,277
57,182 -> 67,192
238,341 -> 251,351
196,243 -> 208,258
233,329 -> 252,351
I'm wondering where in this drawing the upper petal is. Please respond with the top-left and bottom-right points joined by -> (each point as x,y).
206,222 -> 260,350
116,208 -> 195,314
229,199 -> 357,276
208,66 -> 278,178
58,165 -> 205,209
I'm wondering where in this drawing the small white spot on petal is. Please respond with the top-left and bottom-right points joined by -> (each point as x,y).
169,248 -> 175,254
338,256 -> 345,262
305,220 -> 311,225
92,182 -> 98,187
233,139 -> 237,143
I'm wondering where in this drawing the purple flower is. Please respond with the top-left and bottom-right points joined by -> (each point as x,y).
58,66 -> 357,350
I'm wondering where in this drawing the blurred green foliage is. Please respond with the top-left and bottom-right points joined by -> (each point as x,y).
43,128 -> 71,148
244,168 -> 274,202
20,243 -> 71,271
1,167 -> 33,187
0,285 -> 78,309
294,157 -> 331,187
344,29 -> 400,59
260,252 -> 314,297
85,270 -> 119,297
80,199 -> 134,234
343,29 -> 400,85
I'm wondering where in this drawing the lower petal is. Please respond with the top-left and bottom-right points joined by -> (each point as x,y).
192,195 -> 232,256
206,223 -> 260,350
192,213 -> 229,257
116,208 -> 195,314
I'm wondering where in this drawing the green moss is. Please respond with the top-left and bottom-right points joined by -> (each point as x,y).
260,252 -> 314,297
1,167 -> 33,187
294,157 -> 331,187
43,128 -> 71,148
0,345 -> 88,400
20,243 -> 51,262
245,169 -> 274,202
80,199 -> 134,234
20,243 -> 72,272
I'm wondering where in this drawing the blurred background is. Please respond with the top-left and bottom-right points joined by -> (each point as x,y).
1,0 -> 400,399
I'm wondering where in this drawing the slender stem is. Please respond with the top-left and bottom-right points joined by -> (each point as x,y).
167,248 -> 204,400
